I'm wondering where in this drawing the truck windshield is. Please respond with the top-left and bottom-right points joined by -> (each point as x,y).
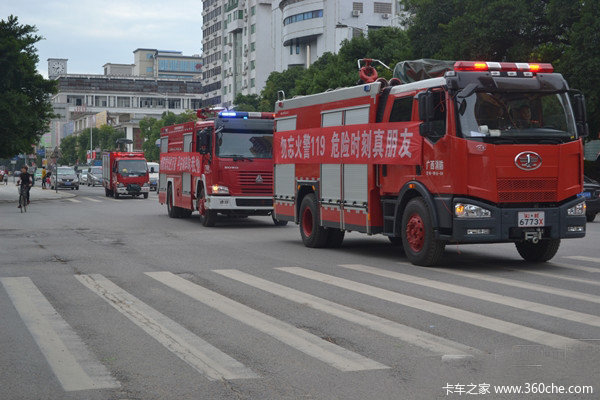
216,130 -> 273,159
57,167 -> 75,175
117,160 -> 147,175
456,91 -> 577,144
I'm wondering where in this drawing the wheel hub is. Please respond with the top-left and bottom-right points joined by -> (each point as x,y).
302,207 -> 313,237
406,214 -> 425,252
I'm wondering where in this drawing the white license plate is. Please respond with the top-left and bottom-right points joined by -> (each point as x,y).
518,211 -> 545,227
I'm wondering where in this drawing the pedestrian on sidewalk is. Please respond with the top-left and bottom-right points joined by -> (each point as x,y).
41,166 -> 47,189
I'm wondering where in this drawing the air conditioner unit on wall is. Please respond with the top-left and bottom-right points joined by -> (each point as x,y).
381,13 -> 390,19
352,10 -> 360,17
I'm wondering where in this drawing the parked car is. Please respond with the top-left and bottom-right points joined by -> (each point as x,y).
51,166 -> 79,190
147,162 -> 159,191
87,166 -> 102,186
78,168 -> 88,184
583,175 -> 600,222
34,170 -> 43,181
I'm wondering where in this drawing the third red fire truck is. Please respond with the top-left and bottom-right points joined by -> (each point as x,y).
273,59 -> 589,266
158,110 -> 284,226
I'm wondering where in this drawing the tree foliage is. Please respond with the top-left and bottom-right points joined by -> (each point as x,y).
0,16 -> 57,158
232,93 -> 262,111
58,125 -> 124,165
139,110 -> 197,162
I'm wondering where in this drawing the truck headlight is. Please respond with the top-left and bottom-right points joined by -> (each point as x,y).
455,203 -> 491,218
567,201 -> 586,216
211,184 -> 229,195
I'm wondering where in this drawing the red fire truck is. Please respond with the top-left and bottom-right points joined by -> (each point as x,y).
102,151 -> 150,199
273,59 -> 589,266
158,110 -> 283,226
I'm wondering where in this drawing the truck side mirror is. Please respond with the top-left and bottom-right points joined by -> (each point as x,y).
573,93 -> 589,138
197,130 -> 211,154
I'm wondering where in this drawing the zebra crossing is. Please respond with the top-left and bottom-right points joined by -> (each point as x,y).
1,258 -> 599,394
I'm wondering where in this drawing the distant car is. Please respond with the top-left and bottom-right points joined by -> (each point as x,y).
51,166 -> 79,190
87,166 -> 102,186
583,175 -> 600,222
147,162 -> 159,191
34,170 -> 43,181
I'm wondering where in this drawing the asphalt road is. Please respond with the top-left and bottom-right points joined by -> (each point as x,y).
1,185 -> 599,400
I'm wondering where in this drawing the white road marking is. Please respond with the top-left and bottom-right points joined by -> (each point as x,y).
339,264 -> 600,328
518,270 -> 600,286
146,271 -> 388,372
564,256 -> 600,265
278,267 -> 582,350
83,196 -> 102,203
1,277 -> 120,392
426,267 -> 600,305
548,261 -> 599,273
214,269 -> 478,357
109,199 -> 123,202
66,198 -> 81,203
75,274 -> 258,381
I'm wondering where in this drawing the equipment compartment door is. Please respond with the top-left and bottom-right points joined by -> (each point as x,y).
342,164 -> 369,232
320,164 -> 342,229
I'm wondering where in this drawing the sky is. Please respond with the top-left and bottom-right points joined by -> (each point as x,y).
2,0 -> 203,77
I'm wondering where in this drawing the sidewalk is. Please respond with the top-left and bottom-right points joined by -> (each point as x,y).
0,182 -> 76,204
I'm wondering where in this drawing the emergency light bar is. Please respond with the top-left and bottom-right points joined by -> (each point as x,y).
454,61 -> 554,74
218,111 -> 274,119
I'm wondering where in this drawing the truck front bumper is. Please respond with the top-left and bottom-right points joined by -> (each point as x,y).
117,185 -> 150,195
206,196 -> 272,210
450,197 -> 586,243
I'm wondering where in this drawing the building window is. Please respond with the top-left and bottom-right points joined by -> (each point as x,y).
250,60 -> 255,70
374,2 -> 392,13
251,5 -> 255,15
296,40 -> 300,54
353,2 -> 363,12
146,53 -> 153,59
250,24 -> 255,34
283,9 -> 323,25
250,42 -> 255,52
290,45 -> 293,55
237,10 -> 244,19
146,67 -> 153,73
250,78 -> 255,88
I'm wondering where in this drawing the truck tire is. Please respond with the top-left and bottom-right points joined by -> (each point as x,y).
167,186 -> 180,218
113,190 -> 120,199
197,186 -> 217,226
586,212 -> 596,222
325,228 -> 345,248
388,236 -> 405,251
299,193 -> 329,248
515,238 -> 560,262
143,193 -> 149,199
401,198 -> 445,266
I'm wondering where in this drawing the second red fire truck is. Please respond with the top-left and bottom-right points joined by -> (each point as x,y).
158,110 -> 284,226
273,59 -> 589,266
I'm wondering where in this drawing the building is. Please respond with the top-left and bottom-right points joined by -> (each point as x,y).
272,0 -> 403,71
132,49 -> 203,80
201,0 -> 403,109
46,58 -> 203,152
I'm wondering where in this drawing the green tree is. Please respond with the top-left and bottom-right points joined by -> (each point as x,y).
233,93 -> 262,111
0,16 -> 57,158
58,135 -> 77,165
259,66 -> 307,111
139,110 -> 196,162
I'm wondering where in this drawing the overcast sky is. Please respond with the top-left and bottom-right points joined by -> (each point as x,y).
2,0 -> 203,77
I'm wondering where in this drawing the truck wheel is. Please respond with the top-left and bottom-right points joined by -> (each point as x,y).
272,214 -> 288,226
325,229 -> 345,248
388,236 -> 405,251
166,186 -> 180,218
515,239 -> 560,262
401,198 -> 445,266
113,190 -> 119,199
143,193 -> 149,199
299,193 -> 329,248
197,186 -> 217,226
586,212 -> 596,222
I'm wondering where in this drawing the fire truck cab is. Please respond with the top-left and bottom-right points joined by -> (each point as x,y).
273,60 -> 588,266
158,111 -> 282,226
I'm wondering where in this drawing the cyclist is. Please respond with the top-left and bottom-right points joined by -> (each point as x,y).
17,165 -> 32,208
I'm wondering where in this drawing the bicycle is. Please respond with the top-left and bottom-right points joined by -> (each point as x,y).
18,185 -> 29,213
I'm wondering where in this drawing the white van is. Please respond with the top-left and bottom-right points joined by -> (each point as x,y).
147,162 -> 159,191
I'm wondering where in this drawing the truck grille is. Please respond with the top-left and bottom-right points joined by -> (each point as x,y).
235,198 -> 273,207
497,178 -> 557,202
238,171 -> 273,195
